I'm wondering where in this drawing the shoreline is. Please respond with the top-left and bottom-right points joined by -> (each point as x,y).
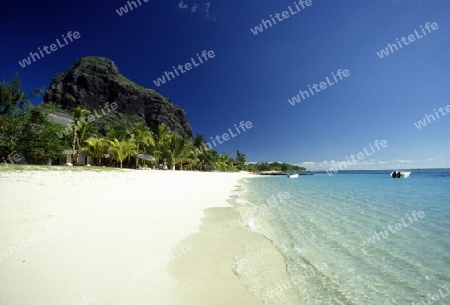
168,177 -> 297,304
0,168 -> 264,304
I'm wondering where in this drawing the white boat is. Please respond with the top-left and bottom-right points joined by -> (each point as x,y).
390,171 -> 411,178
401,172 -> 411,178
287,174 -> 299,178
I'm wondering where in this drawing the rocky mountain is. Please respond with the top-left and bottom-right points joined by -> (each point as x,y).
44,56 -> 193,138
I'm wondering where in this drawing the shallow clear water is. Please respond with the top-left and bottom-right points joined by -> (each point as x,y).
237,169 -> 450,304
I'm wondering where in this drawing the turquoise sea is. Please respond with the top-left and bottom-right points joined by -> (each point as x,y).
234,169 -> 450,304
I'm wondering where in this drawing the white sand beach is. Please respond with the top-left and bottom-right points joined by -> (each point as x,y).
0,167 -> 276,304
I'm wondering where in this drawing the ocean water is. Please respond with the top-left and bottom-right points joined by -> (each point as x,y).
234,169 -> 450,304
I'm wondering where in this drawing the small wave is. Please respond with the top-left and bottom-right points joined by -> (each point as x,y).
247,218 -> 257,230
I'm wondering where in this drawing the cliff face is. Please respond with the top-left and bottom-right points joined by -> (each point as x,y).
44,56 -> 193,137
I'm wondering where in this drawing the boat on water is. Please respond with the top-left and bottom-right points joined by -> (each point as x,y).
287,174 -> 299,178
390,171 -> 411,178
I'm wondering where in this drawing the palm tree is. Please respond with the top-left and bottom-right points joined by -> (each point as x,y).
106,125 -> 127,142
191,134 -> 212,170
71,107 -> 91,164
193,134 -> 208,152
166,135 -> 194,170
213,153 -> 236,172
202,149 -> 219,171
236,150 -> 247,170
85,135 -> 107,166
108,138 -> 136,168
127,122 -> 155,168
77,122 -> 97,161
152,124 -> 172,166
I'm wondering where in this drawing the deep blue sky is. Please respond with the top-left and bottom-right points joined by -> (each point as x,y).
1,0 -> 449,169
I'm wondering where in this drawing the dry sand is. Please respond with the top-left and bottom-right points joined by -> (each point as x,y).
0,167 -> 287,305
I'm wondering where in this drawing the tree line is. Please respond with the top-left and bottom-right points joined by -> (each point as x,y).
0,74 -> 305,173
245,162 -> 306,172
0,74 -> 248,171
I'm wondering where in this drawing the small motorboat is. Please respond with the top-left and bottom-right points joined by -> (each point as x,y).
287,174 -> 299,178
390,171 -> 411,178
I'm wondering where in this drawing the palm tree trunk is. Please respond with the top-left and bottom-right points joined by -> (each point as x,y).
135,144 -> 140,168
72,127 -> 77,165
